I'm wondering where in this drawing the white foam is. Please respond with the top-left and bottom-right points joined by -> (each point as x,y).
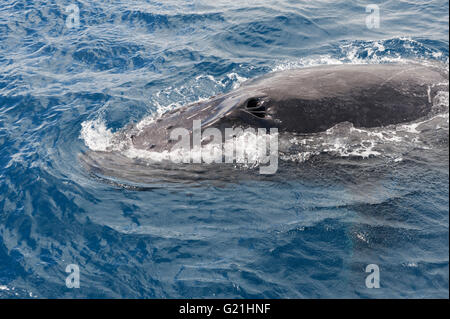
272,55 -> 344,72
80,119 -> 116,152
272,38 -> 447,71
227,72 -> 248,89
80,116 -> 278,168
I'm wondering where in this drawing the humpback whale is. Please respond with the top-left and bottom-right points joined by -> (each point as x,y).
128,63 -> 447,153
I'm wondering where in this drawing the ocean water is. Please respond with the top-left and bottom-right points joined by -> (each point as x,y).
0,0 -> 449,298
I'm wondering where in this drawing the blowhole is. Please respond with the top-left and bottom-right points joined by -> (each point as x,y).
245,98 -> 266,118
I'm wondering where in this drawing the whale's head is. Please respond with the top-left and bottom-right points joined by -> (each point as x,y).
129,88 -> 285,152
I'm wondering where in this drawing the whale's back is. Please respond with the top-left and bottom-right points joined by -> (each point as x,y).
243,64 -> 447,132
131,63 -> 448,150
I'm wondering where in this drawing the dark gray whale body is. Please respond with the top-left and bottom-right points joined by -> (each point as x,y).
130,64 -> 446,152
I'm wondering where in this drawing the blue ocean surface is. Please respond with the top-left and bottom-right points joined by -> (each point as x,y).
0,0 -> 448,298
